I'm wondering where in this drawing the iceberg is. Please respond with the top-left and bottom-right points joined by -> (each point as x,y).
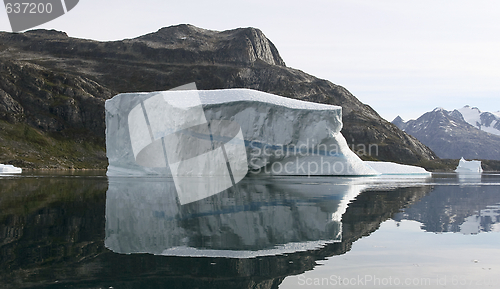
0,163 -> 22,174
105,88 -> 378,177
455,157 -> 483,173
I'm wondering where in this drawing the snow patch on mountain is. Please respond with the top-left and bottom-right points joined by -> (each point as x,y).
458,105 -> 500,136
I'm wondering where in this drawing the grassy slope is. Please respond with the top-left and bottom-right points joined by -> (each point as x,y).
0,119 -> 107,169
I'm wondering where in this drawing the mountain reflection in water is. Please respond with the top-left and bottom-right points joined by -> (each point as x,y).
395,173 -> 500,234
3,173 -> 499,288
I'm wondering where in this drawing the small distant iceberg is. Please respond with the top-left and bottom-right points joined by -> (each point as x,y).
0,164 -> 22,174
455,157 -> 483,173
365,161 -> 431,176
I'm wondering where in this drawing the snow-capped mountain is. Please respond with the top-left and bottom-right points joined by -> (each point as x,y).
392,106 -> 500,160
458,105 -> 500,136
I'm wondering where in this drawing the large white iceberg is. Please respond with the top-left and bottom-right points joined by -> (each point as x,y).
455,157 -> 483,173
105,88 -> 378,177
0,163 -> 22,174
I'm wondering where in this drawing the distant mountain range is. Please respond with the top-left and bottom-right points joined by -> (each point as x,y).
0,25 -> 436,169
393,106 -> 500,160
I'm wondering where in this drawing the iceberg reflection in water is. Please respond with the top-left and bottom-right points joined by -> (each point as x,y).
105,176 -> 366,257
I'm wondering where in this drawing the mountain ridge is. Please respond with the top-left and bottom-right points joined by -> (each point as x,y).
393,106 -> 500,161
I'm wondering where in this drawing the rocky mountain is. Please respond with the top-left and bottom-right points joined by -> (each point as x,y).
393,108 -> 500,160
0,24 -> 437,169
0,59 -> 114,168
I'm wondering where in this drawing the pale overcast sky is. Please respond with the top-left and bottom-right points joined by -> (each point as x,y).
1,0 -> 499,121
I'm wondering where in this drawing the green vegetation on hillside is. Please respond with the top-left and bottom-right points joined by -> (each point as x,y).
0,120 -> 107,169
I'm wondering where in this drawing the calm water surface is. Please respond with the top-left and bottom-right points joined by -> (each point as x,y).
1,171 -> 499,288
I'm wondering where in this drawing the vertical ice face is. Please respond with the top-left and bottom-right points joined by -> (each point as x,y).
125,87 -> 248,204
128,91 -> 208,167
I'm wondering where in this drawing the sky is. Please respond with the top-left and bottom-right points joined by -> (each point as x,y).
1,0 -> 499,121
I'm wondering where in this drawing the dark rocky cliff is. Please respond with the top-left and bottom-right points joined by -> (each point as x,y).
0,24 -> 436,168
0,59 -> 114,168
0,59 -> 114,135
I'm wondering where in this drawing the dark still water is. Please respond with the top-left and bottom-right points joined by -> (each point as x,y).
1,172 -> 499,288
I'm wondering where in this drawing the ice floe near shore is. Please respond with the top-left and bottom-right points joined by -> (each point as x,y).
0,164 -> 22,174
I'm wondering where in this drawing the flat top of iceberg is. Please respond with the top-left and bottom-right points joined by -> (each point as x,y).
157,88 -> 341,111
